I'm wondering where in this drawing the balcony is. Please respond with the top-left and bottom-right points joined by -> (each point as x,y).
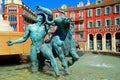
71,16 -> 84,22
87,25 -> 120,33
73,28 -> 84,32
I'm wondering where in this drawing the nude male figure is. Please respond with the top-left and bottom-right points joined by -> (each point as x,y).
7,13 -> 60,76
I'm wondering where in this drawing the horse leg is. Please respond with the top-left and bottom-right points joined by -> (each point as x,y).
67,49 -> 79,67
52,36 -> 70,74
58,52 -> 70,75
53,43 -> 70,74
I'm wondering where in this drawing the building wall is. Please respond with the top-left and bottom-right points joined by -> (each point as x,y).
3,0 -> 36,32
86,0 -> 120,52
52,0 -> 120,52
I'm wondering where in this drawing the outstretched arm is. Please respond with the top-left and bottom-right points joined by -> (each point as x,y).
7,25 -> 30,46
36,5 -> 53,16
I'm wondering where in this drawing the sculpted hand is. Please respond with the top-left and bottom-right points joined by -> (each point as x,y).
7,41 -> 14,46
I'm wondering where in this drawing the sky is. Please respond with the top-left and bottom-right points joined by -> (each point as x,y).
22,0 -> 96,11
0,0 -> 96,13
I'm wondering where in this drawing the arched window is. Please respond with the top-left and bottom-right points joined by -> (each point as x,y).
116,32 -> 120,52
9,15 -> 17,22
106,33 -> 112,50
89,34 -> 94,50
97,34 -> 102,50
114,4 -> 120,13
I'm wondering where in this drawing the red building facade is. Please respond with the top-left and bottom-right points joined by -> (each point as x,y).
3,0 -> 36,32
86,0 -> 120,52
52,0 -> 120,52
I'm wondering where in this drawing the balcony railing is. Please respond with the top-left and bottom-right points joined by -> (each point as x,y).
73,28 -> 84,32
87,25 -> 120,33
71,17 -> 83,21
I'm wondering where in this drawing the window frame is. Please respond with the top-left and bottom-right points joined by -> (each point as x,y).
104,6 -> 111,15
54,13 -> 59,18
79,23 -> 84,30
9,15 -> 17,22
105,19 -> 111,26
70,11 -> 75,19
71,23 -> 75,30
8,7 -> 17,12
79,32 -> 84,39
96,20 -> 102,27
87,9 -> 92,17
79,11 -> 83,19
96,8 -> 102,16
87,20 -> 94,28
114,17 -> 120,25
114,4 -> 120,13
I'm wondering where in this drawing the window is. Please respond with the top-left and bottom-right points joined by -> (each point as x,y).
54,13 -> 59,18
115,17 -> 120,25
87,9 -> 92,17
114,4 -> 120,13
105,6 -> 111,14
71,23 -> 75,30
9,15 -> 17,22
96,8 -> 101,16
79,11 -> 83,19
9,7 -> 16,12
73,33 -> 75,39
97,1 -> 101,4
105,19 -> 111,26
96,20 -> 102,27
10,24 -> 17,30
88,21 -> 94,28
96,0 -> 103,4
79,32 -> 84,38
79,23 -> 84,30
70,12 -> 74,19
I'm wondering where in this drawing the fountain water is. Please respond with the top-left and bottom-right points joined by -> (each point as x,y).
0,53 -> 120,80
